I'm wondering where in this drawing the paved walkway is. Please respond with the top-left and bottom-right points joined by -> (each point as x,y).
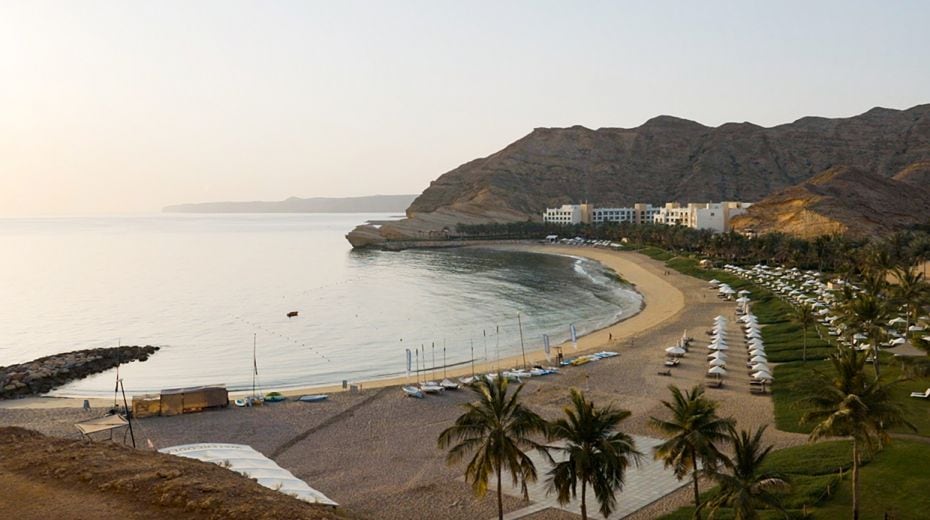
493,435 -> 689,519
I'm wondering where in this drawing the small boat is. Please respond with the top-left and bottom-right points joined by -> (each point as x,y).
298,394 -> 328,403
287,311 -> 299,318
458,376 -> 478,385
402,385 -> 425,398
419,382 -> 445,393
234,396 -> 264,407
440,378 -> 460,390
264,392 -> 286,403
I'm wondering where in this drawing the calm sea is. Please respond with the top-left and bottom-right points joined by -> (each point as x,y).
0,214 -> 640,396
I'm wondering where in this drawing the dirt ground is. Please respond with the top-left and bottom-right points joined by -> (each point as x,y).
0,427 -> 343,520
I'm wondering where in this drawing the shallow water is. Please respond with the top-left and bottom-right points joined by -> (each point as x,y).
0,214 -> 640,395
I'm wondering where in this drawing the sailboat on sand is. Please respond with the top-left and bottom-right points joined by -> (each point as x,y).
234,334 -> 264,407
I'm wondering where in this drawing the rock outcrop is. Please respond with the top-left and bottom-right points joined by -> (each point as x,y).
0,346 -> 159,399
348,104 -> 930,247
730,166 -> 930,239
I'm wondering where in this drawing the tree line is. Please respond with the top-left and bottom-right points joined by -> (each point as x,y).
455,220 -> 930,273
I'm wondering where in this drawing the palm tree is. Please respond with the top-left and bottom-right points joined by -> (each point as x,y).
801,348 -> 915,520
650,385 -> 735,519
704,425 -> 789,520
892,267 -> 929,349
837,291 -> 889,379
546,389 -> 643,519
794,304 -> 817,362
437,375 -> 548,520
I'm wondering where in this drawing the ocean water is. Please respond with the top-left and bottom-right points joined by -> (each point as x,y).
0,214 -> 641,396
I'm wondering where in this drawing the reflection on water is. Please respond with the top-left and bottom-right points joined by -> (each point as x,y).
0,214 -> 640,395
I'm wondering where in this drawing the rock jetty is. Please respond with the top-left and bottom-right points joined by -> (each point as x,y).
0,345 -> 159,399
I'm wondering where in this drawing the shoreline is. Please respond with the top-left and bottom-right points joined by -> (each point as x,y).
1,245 -> 686,409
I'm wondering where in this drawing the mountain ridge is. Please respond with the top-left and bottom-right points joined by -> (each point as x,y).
164,194 -> 417,214
348,104 -> 930,247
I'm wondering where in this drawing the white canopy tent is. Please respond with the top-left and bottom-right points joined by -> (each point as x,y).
160,443 -> 338,507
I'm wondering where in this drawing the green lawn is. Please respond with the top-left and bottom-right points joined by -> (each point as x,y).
659,440 -> 930,519
772,357 -> 930,436
649,249 -> 930,518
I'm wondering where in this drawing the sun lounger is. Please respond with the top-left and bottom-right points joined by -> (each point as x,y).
910,388 -> 930,399
750,386 -> 768,394
707,379 -> 723,388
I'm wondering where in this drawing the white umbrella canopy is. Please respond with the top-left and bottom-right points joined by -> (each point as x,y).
888,317 -> 907,326
748,347 -> 765,355
709,358 -> 727,367
753,371 -> 774,381
721,287 -> 736,295
708,351 -> 727,360
853,333 -> 868,341
715,315 -> 727,321
709,279 -> 721,286
889,337 -> 907,346
751,362 -> 770,371
750,355 -> 768,363
738,289 -> 751,295
665,346 -> 687,356
736,297 -> 750,304
708,366 -> 727,375
709,343 -> 730,351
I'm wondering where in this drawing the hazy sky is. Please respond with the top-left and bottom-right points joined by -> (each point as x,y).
2,1 -> 929,215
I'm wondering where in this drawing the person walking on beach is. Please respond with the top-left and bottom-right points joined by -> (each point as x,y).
608,332 -> 613,342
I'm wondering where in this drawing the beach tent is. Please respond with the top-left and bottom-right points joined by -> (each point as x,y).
158,385 -> 229,416
160,443 -> 338,506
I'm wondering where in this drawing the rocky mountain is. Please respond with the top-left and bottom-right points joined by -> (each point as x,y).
348,104 -> 930,247
165,194 -> 416,213
730,166 -> 930,239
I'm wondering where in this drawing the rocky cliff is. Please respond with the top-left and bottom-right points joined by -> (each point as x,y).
730,166 -> 930,239
347,104 -> 930,247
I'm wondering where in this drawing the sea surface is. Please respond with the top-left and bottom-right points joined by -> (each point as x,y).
0,214 -> 641,396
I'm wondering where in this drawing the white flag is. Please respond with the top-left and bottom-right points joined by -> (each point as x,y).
570,324 -> 578,349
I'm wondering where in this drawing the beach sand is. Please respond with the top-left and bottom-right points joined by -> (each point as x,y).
0,246 -> 805,519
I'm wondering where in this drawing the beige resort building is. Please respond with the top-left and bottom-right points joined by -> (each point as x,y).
543,201 -> 752,233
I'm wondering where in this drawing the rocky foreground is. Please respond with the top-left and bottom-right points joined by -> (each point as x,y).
0,346 -> 159,399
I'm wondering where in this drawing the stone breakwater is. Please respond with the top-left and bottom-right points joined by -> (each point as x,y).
0,346 -> 159,399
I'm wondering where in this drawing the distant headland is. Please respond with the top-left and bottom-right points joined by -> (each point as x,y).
163,194 -> 417,214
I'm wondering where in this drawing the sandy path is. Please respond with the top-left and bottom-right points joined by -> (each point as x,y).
2,247 -> 805,519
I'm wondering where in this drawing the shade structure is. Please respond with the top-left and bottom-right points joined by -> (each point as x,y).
708,343 -> 729,351
738,289 -> 751,295
708,366 -> 727,375
665,346 -> 686,356
708,351 -> 727,360
751,362 -> 770,371
709,279 -> 721,286
720,287 -> 736,295
748,337 -> 765,346
888,317 -> 907,326
753,371 -> 774,381
750,355 -> 768,363
709,358 -> 727,367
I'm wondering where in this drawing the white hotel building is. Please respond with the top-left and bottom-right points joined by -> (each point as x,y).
543,201 -> 752,233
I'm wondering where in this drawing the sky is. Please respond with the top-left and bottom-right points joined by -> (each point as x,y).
2,1 -> 929,215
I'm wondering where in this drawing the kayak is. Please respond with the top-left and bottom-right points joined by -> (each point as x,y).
298,394 -> 328,403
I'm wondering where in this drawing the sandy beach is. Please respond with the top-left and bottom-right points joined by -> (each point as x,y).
0,246 -> 804,519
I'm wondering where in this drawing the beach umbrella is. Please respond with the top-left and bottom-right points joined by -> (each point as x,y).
922,336 -> 930,343
738,289 -> 751,296
708,343 -> 729,351
721,287 -> 736,295
665,346 -> 686,356
909,325 -> 926,332
709,358 -> 727,367
708,351 -> 727,360
709,279 -> 721,286
889,337 -> 906,346
753,371 -> 774,381
715,315 -> 727,321
736,297 -> 750,304
853,333 -> 868,342
708,366 -> 727,376
751,362 -> 770,371
750,355 -> 768,363
888,317 -> 907,326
